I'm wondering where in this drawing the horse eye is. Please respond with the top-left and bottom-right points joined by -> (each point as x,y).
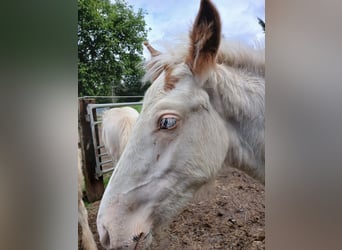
159,117 -> 177,129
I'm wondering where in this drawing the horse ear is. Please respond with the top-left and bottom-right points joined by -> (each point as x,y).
186,0 -> 221,78
143,41 -> 161,57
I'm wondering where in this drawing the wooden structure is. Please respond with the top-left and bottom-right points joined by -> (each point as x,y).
78,98 -> 104,202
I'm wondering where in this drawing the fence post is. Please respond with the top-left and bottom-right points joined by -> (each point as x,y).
78,98 -> 104,202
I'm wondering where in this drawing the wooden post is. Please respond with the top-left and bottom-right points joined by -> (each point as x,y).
78,98 -> 104,202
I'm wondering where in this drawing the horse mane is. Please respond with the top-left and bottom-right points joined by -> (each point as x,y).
143,37 -> 264,83
217,39 -> 264,77
118,115 -> 136,156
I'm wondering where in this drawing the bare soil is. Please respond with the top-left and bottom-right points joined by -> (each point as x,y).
79,167 -> 265,250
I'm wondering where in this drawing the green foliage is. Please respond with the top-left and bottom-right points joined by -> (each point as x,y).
78,0 -> 149,97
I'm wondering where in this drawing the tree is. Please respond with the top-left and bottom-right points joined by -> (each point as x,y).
78,0 -> 149,98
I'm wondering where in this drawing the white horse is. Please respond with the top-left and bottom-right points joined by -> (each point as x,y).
97,0 -> 265,249
101,107 -> 139,164
78,147 -> 97,250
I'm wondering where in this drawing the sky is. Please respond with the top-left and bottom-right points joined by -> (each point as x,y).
122,0 -> 265,58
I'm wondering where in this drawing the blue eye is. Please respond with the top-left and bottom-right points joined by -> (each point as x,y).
159,117 -> 177,129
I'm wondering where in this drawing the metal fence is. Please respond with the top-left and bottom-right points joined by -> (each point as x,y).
78,96 -> 143,201
86,101 -> 143,178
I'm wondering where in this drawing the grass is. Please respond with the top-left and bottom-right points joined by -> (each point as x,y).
84,199 -> 90,207
82,173 -> 111,207
103,173 -> 111,188
131,104 -> 142,113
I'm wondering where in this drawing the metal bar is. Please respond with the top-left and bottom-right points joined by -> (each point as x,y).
79,96 -> 144,99
99,152 -> 108,157
101,167 -> 115,174
97,145 -> 104,149
100,159 -> 112,166
87,102 -> 143,109
86,105 -> 103,178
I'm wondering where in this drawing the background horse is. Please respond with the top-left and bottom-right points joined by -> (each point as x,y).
101,107 -> 139,165
97,0 -> 264,249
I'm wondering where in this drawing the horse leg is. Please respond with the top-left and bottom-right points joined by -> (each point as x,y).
78,198 -> 97,250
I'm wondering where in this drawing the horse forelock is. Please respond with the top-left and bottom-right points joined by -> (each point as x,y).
143,44 -> 186,89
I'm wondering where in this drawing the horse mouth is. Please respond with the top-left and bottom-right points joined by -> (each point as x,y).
133,230 -> 152,250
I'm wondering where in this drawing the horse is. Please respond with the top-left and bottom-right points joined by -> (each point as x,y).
97,0 -> 265,249
78,147 -> 97,250
101,107 -> 139,165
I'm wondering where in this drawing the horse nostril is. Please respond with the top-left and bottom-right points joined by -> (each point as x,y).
99,224 -> 131,250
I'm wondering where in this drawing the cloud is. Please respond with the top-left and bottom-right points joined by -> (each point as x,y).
123,0 -> 265,57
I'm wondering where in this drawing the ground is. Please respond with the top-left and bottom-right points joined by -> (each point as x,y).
79,167 -> 265,250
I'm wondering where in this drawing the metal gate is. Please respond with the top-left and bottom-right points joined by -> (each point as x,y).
86,101 -> 143,178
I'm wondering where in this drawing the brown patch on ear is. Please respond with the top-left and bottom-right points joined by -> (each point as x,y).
164,65 -> 179,91
186,0 -> 221,77
143,41 -> 161,57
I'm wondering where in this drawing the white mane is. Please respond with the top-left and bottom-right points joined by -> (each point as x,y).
143,37 -> 264,84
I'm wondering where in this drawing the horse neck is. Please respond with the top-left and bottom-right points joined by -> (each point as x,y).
205,66 -> 265,183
